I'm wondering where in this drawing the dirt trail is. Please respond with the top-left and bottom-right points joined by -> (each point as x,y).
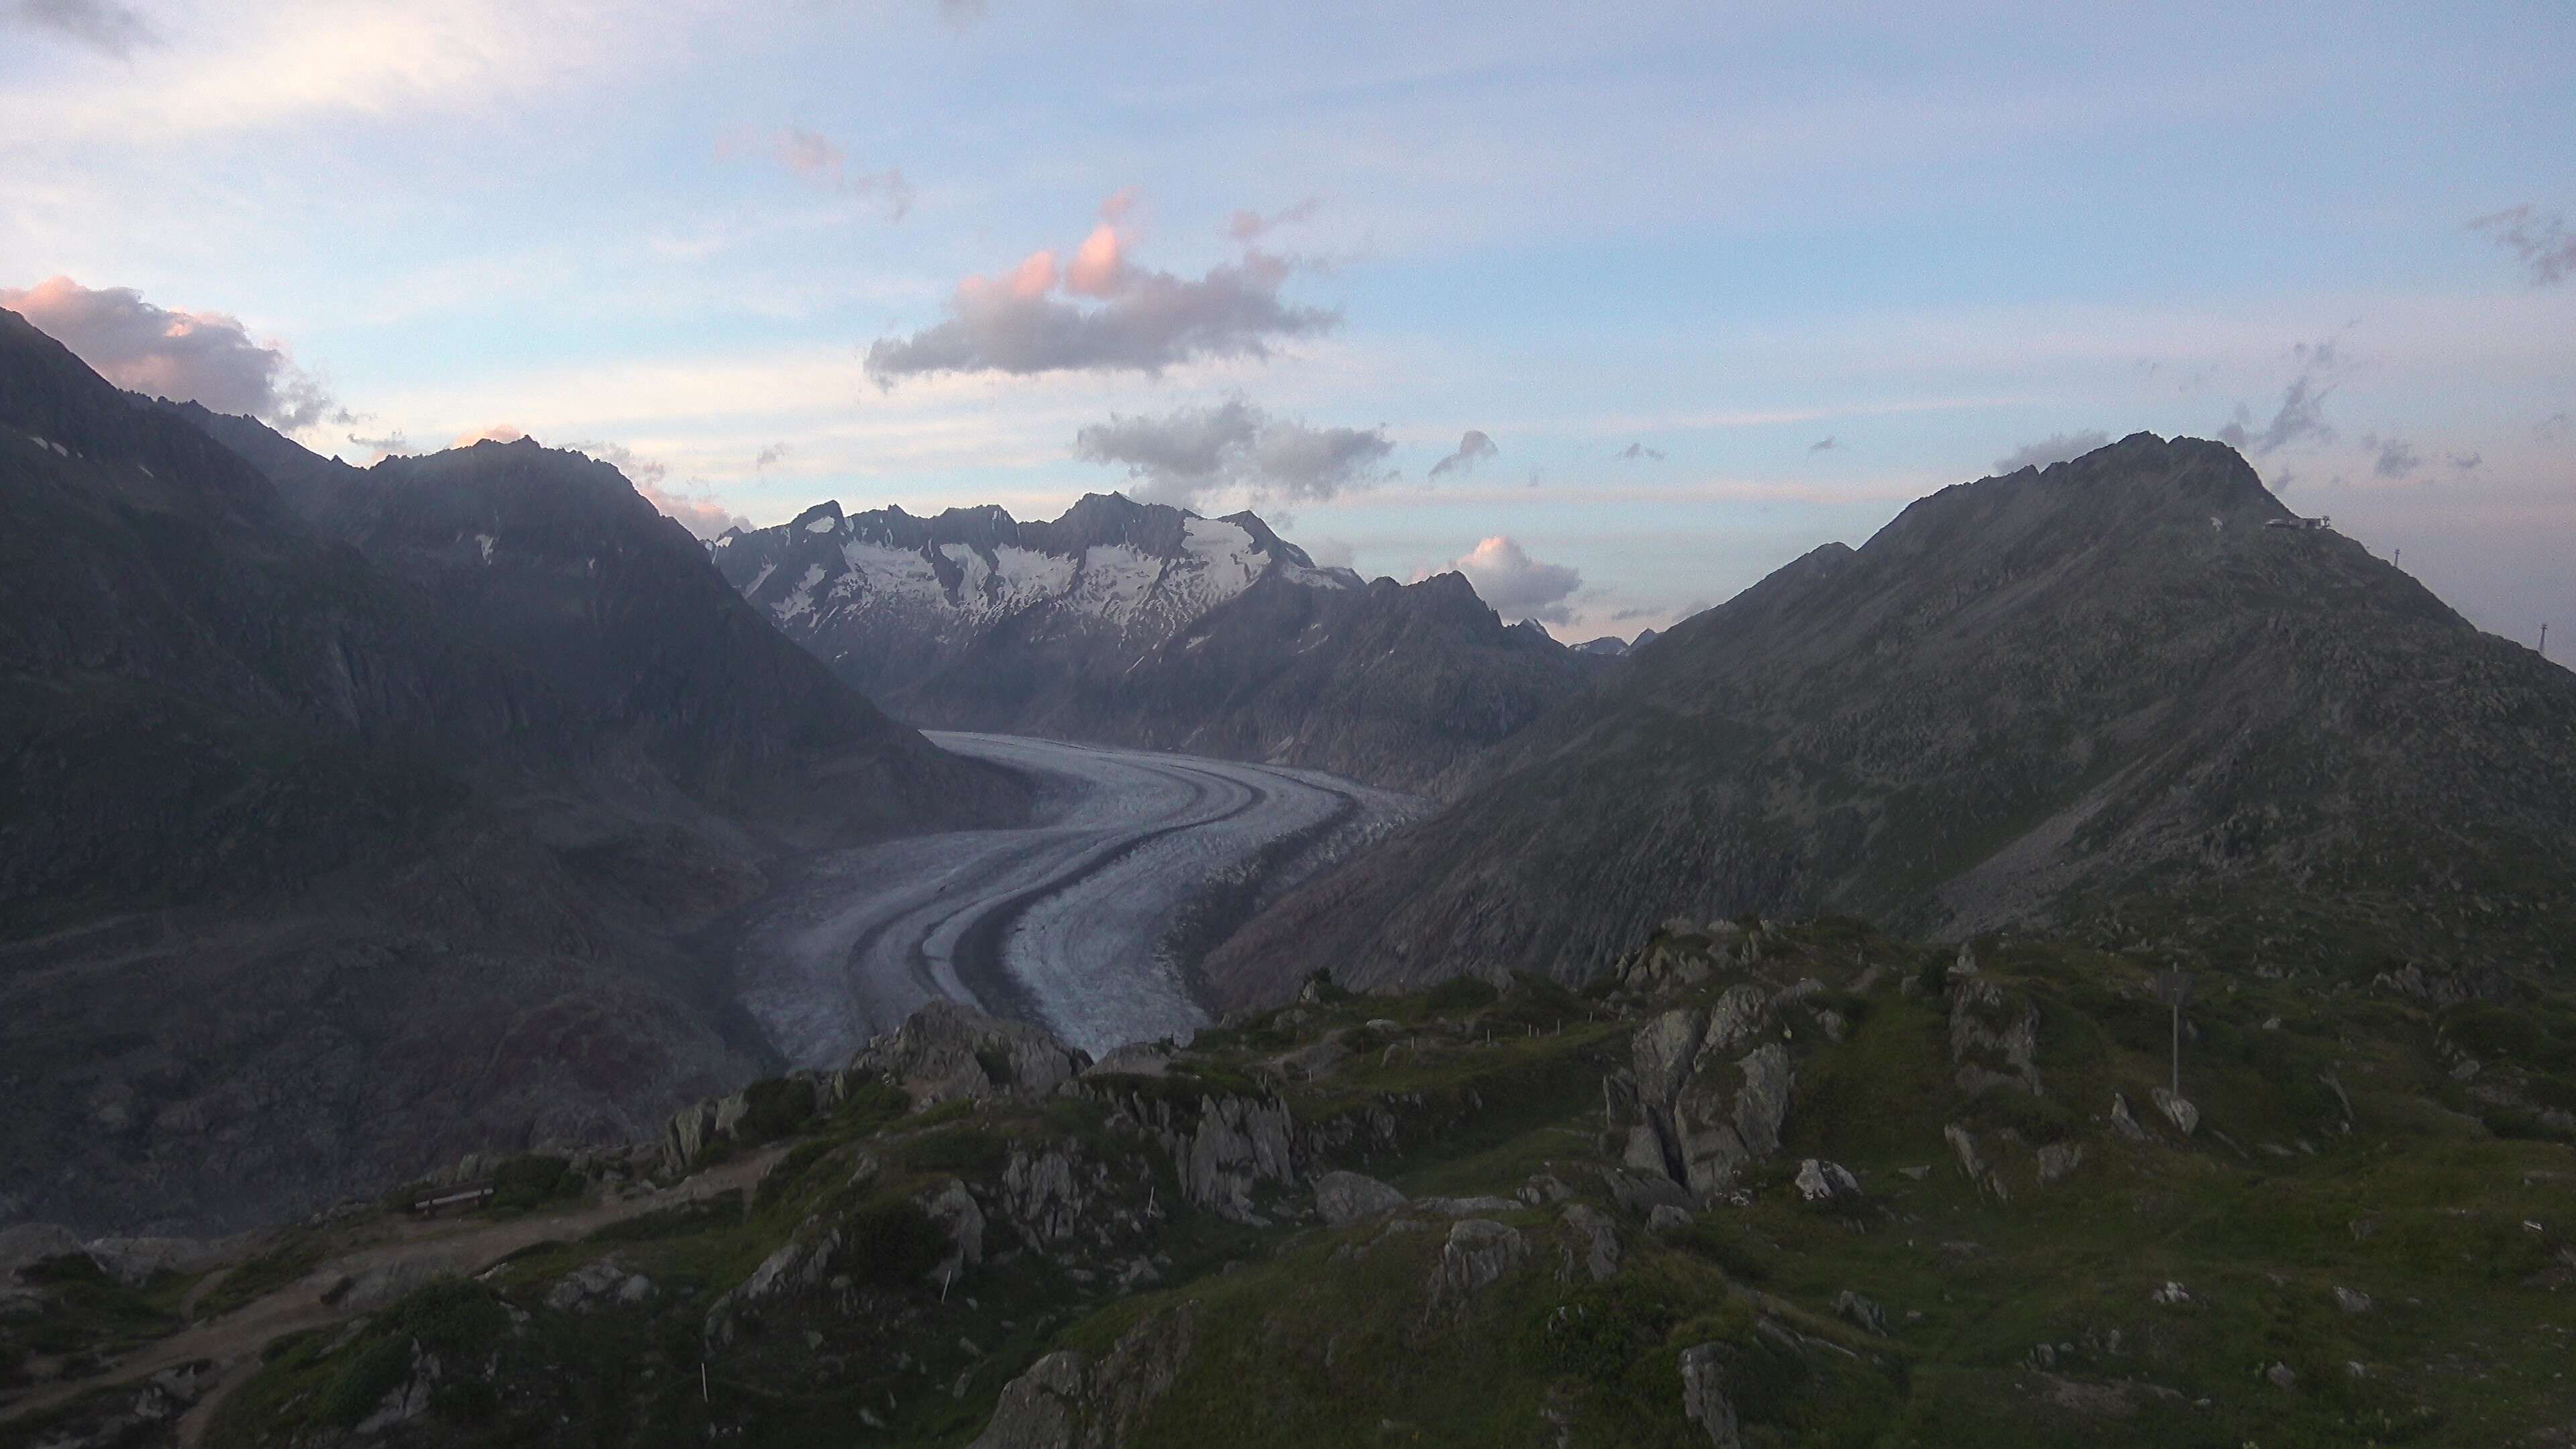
0,1146 -> 786,1446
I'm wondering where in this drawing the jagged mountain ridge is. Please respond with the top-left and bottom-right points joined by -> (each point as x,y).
1206,432 -> 2576,1002
714,493 -> 1600,792
0,310 -> 1022,1236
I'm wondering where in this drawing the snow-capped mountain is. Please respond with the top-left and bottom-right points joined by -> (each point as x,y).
715,493 -> 1359,690
712,492 -> 1594,792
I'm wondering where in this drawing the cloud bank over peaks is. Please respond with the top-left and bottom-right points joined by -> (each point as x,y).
3,276 -> 340,431
1437,535 -> 1582,625
863,191 -> 1336,382
1992,428 -> 2110,474
1429,429 -> 1498,478
1074,395 -> 1393,511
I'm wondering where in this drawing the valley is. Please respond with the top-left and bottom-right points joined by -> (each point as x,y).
725,733 -> 1421,1067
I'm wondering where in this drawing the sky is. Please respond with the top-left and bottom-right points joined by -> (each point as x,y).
2,0 -> 2571,647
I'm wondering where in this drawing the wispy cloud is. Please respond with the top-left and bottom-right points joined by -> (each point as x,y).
3,275 -> 340,429
1073,394 -> 1393,510
7,0 -> 156,57
1616,441 -> 1666,462
2216,339 -> 2343,455
1807,436 -> 1836,453
2471,205 -> 2576,287
1224,197 -> 1321,243
2365,433 -> 2424,480
764,126 -> 911,221
1429,429 -> 1498,478
753,441 -> 791,470
1992,428 -> 2109,474
863,193 -> 1336,382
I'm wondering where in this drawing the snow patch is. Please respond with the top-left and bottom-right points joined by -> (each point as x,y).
746,561 -> 777,594
805,515 -> 839,533
773,563 -> 828,623
475,533 -> 496,565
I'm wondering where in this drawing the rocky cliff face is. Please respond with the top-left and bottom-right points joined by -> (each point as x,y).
1207,433 -> 2576,1002
710,493 -> 1595,792
0,309 -> 1023,1236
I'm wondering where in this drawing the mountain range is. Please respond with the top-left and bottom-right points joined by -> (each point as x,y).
0,308 -> 1022,1234
1208,432 -> 2576,1004
710,496 -> 1600,793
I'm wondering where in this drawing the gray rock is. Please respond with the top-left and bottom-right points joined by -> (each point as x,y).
1083,1043 -> 1173,1078
1517,1172 -> 1575,1205
922,1180 -> 987,1280
853,1000 -> 1091,1110
1418,1195 -> 1523,1218
2035,1142 -> 2084,1186
1432,1220 -> 1528,1303
1648,1203 -> 1695,1234
1314,1170 -> 1407,1226
1793,1158 -> 1860,1205
968,1302 -> 1199,1449
2151,1087 -> 2198,1136
1701,985 -> 1769,1055
1835,1289 -> 1889,1336
1677,1342 -> 1742,1447
1948,976 -> 2042,1097
2265,1360 -> 2298,1391
0,1222 -> 83,1282
2109,1092 -> 2147,1140
2332,1285 -> 2372,1314
1558,1205 -> 1620,1283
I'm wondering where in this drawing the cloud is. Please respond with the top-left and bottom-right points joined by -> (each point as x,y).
6,0 -> 156,56
2448,451 -> 2483,472
753,442 -> 791,470
451,424 -> 529,447
1303,536 -> 1355,569
1992,428 -> 2110,474
1808,437 -> 1837,453
1429,429 -> 1499,479
347,430 -> 411,460
1616,441 -> 1666,462
2540,412 -> 2572,441
936,0 -> 985,25
2365,434 -> 2424,480
2471,206 -> 2576,286
767,126 -> 910,221
1438,536 -> 1583,625
1224,198 -> 1321,243
863,194 -> 1336,382
1,276 -> 339,430
635,479 -> 750,539
1073,395 -> 1393,510
2216,339 -> 2343,455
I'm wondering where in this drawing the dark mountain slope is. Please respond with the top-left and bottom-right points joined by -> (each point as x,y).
1208,433 -> 2576,1003
0,311 -> 1020,1234
1062,570 -> 1598,792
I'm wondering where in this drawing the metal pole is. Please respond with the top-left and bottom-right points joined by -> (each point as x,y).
2170,998 -> 2180,1099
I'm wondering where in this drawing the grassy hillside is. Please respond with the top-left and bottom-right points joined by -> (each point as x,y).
11,914 -> 2576,1446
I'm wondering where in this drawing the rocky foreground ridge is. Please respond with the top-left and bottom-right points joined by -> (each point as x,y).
11,913 -> 2576,1446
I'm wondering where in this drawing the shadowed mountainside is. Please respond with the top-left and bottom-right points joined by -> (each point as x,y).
1207,433 -> 2576,1004
0,311 -> 1022,1235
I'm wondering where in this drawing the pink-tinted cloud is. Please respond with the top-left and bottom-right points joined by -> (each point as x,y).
1,275 -> 337,429
635,478 -> 750,539
1434,535 -> 1583,625
450,423 -> 527,446
865,193 -> 1335,382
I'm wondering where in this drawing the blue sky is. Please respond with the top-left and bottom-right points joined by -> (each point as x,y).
3,0 -> 2570,643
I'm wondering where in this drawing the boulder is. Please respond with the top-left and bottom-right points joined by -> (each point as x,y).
969,1302 -> 1199,1449
1314,1171 -> 1407,1226
851,1000 -> 1090,1110
2332,1285 -> 2372,1314
1834,1289 -> 1890,1336
1793,1159 -> 1861,1205
2151,1087 -> 2198,1136
1558,1205 -> 1621,1283
2109,1092 -> 2147,1140
2035,1142 -> 2084,1186
1432,1220 -> 1528,1304
1948,975 -> 2042,1097
922,1180 -> 987,1280
1677,1342 -> 1742,1448
1648,1203 -> 1695,1234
